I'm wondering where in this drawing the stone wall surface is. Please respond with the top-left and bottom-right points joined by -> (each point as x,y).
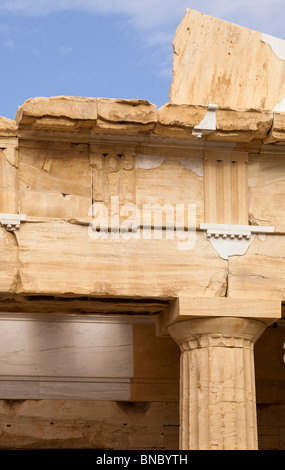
0,400 -> 179,450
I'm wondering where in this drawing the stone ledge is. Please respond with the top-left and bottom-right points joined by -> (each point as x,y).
0,116 -> 17,137
264,112 -> 285,144
155,104 -> 274,142
1,96 -> 285,144
15,96 -> 98,124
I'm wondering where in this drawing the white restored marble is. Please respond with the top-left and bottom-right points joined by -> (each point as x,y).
135,154 -> 165,169
261,32 -> 285,61
192,104 -> 217,138
205,232 -> 256,260
200,224 -> 275,260
178,157 -> 203,176
274,97 -> 285,112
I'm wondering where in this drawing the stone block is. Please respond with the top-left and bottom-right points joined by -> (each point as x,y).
170,9 -> 285,111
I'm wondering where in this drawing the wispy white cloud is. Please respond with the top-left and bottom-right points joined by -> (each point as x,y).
3,39 -> 14,48
0,0 -> 284,37
0,23 -> 14,49
0,0 -> 284,79
0,23 -> 11,35
58,46 -> 72,55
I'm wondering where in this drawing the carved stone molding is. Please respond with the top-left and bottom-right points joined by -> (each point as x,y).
0,213 -> 26,231
200,223 -> 275,259
90,144 -> 136,210
192,104 -> 217,138
0,147 -> 19,215
204,150 -> 249,225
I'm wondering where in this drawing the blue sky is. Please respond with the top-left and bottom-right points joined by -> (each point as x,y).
0,0 -> 285,120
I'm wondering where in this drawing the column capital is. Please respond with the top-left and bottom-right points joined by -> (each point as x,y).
167,317 -> 267,352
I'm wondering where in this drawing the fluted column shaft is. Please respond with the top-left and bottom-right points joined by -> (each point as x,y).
168,317 -> 267,450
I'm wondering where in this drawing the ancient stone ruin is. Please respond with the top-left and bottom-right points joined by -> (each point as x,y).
0,9 -> 284,450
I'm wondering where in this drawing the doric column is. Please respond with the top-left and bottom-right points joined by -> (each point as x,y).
168,317 -> 267,450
